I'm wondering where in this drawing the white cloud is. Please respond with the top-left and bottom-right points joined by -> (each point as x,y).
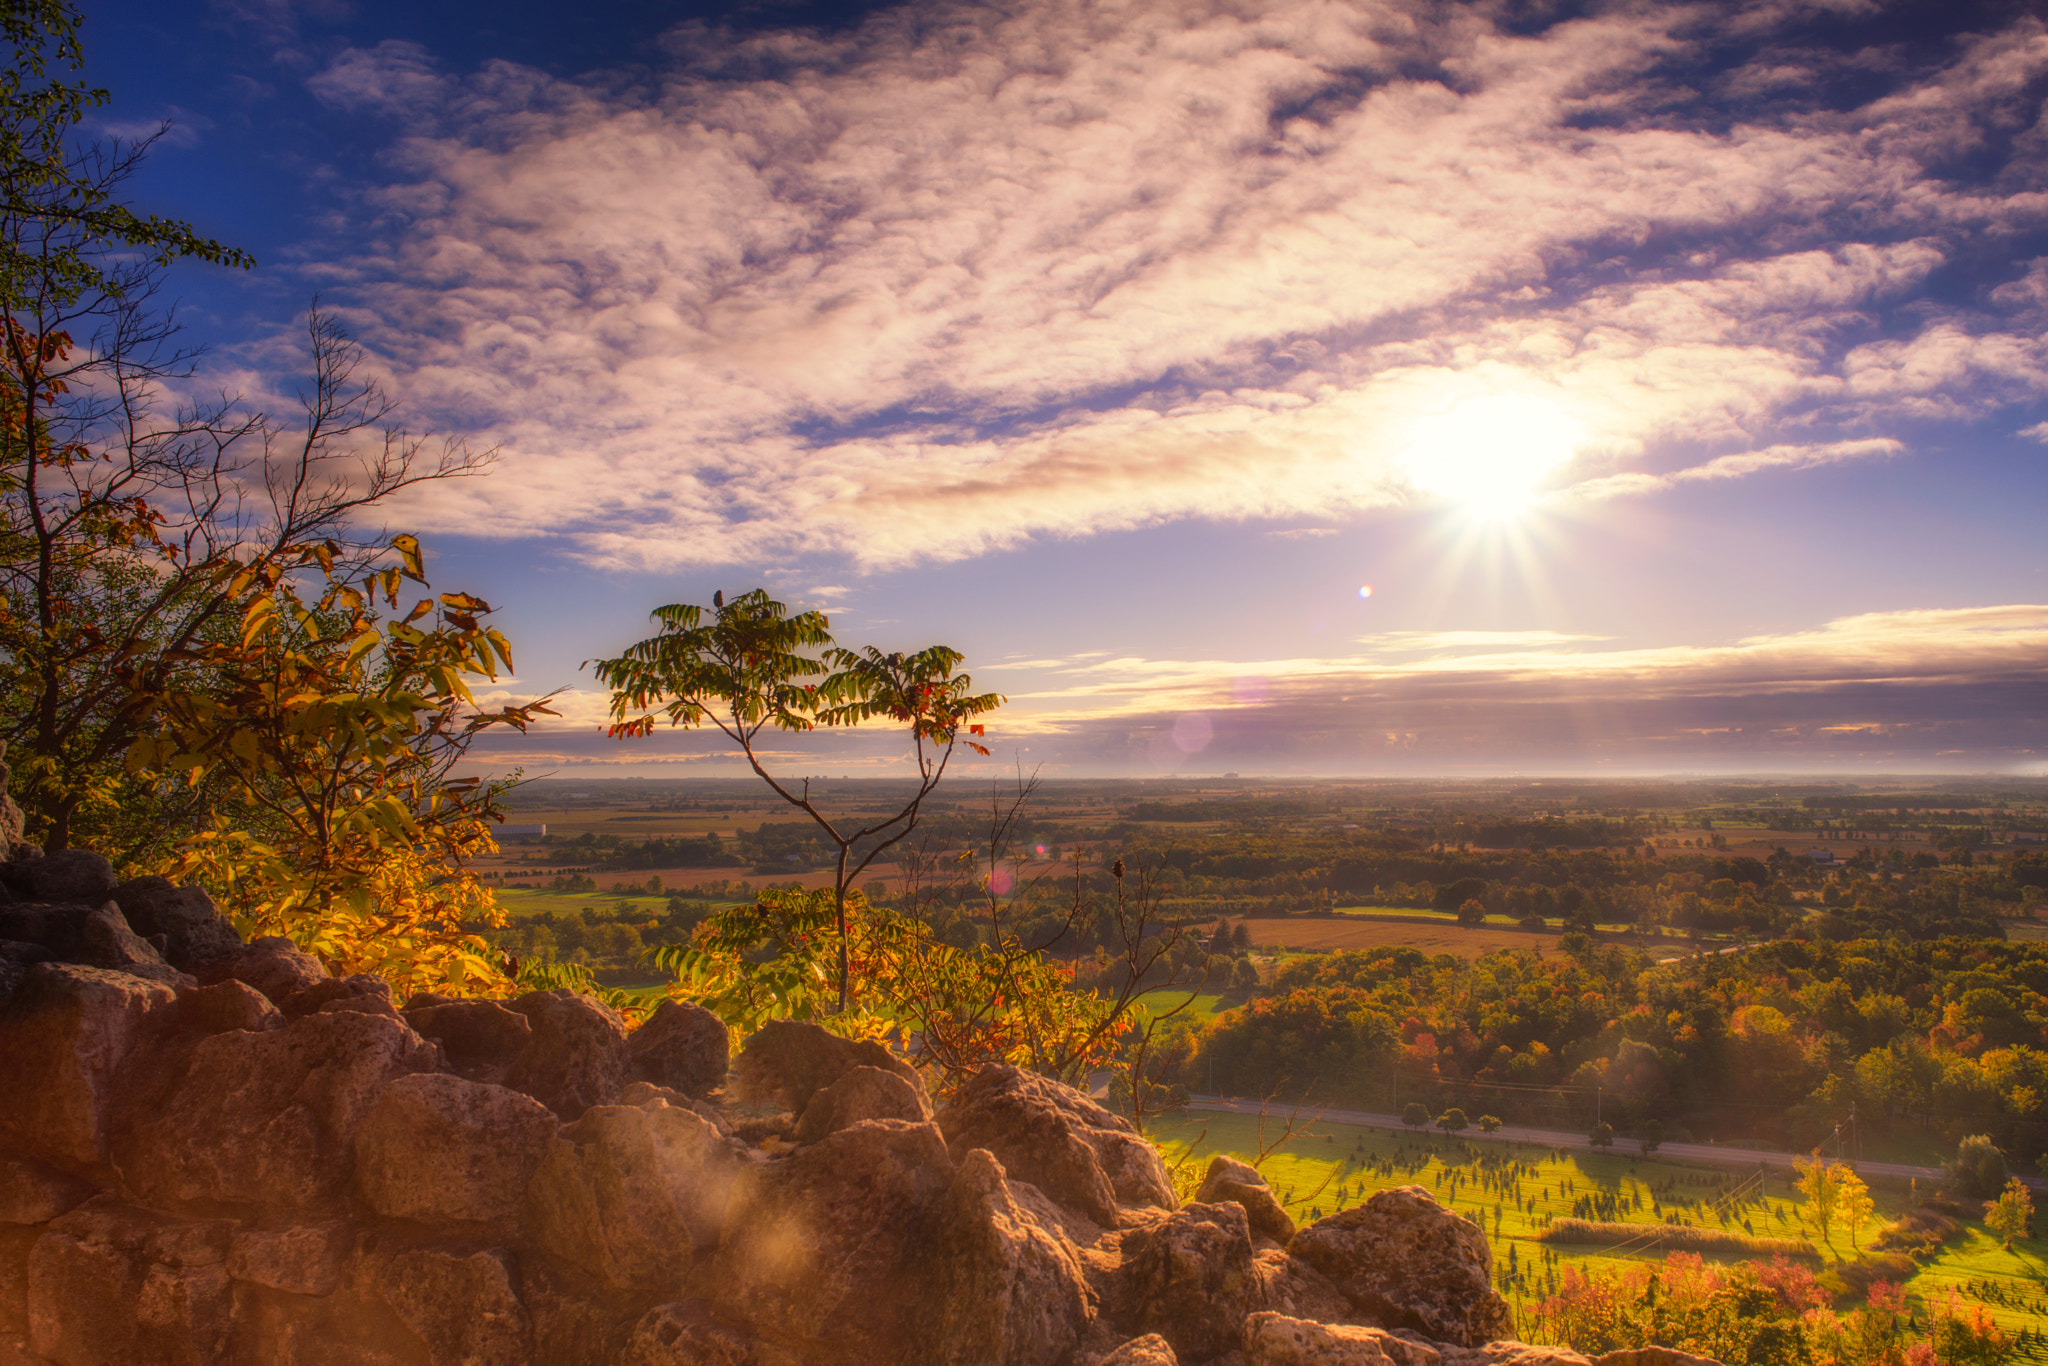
297,3 -> 2048,568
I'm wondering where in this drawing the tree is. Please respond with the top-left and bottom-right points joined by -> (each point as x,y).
1590,1122 -> 1614,1149
1795,1156 -> 1844,1255
592,589 -> 999,1012
1987,1177 -> 2034,1250
1457,898 -> 1487,928
1639,1119 -> 1663,1155
1436,1106 -> 1469,1133
1836,1167 -> 1874,1252
1949,1134 -> 2008,1199
1403,1102 -> 1430,1129
1477,1114 -> 1502,1133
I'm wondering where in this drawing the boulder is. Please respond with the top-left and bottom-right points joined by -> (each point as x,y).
1243,1312 -> 1443,1365
618,1303 -> 765,1366
25,1199 -> 236,1366
1101,1336 -> 1180,1366
1197,1155 -> 1296,1246
404,999 -> 532,1075
283,974 -> 399,1019
1120,1200 -> 1264,1361
732,1018 -> 920,1114
176,979 -> 284,1036
1440,1348 -> 1594,1366
0,901 -> 166,972
116,1009 -> 440,1211
23,850 -> 116,906
629,999 -> 730,1097
1595,1352 -> 1721,1366
927,1148 -> 1092,1366
355,1073 -> 557,1226
938,1065 -> 1175,1227
225,1222 -> 355,1297
716,1119 -> 954,1359
527,1099 -> 745,1291
209,935 -> 327,1007
0,1157 -> 95,1227
110,878 -> 243,974
1288,1187 -> 1511,1349
1255,1249 -> 1357,1325
505,992 -> 629,1120
796,1064 -> 933,1143
0,963 -> 176,1170
371,1245 -> 533,1366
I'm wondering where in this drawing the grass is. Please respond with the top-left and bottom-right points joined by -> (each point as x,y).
1145,1109 -> 2048,1343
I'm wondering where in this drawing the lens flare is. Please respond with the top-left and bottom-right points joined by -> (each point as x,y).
1358,584 -> 1373,600
1173,712 -> 1214,753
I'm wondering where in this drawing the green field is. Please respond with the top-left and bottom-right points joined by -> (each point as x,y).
1147,1110 -> 2048,1344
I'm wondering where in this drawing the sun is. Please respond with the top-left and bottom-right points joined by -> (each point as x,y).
1402,394 -> 1584,522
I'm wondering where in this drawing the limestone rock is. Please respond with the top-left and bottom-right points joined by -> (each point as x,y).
1255,1248 -> 1358,1325
527,1100 -> 744,1291
629,999 -> 730,1097
355,1073 -> 557,1226
26,1199 -> 236,1366
1288,1186 -> 1511,1348
1595,1351 -> 1721,1366
1243,1312 -> 1443,1365
0,963 -> 176,1170
505,991 -> 629,1119
796,1064 -> 932,1143
176,979 -> 283,1036
23,851 -> 116,906
372,1245 -> 533,1366
717,1118 -> 954,1359
0,1159 -> 94,1227
226,1222 -> 355,1297
0,901 -> 165,972
618,1303 -> 764,1366
283,974 -> 398,1019
404,999 -> 532,1075
1197,1155 -> 1296,1245
1101,1335 -> 1179,1366
117,1009 -> 439,1211
1121,1200 -> 1264,1361
928,1148 -> 1091,1366
732,1018 -> 920,1114
209,935 -> 328,1007
1436,1347 -> 1594,1366
110,878 -> 243,974
938,1064 -> 1175,1227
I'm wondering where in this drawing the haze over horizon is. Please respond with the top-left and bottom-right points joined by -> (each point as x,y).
89,0 -> 2048,778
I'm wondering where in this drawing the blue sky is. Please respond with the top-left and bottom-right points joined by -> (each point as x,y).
81,0 -> 2048,777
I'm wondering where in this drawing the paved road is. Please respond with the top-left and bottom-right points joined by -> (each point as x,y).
1182,1095 -> 1962,1184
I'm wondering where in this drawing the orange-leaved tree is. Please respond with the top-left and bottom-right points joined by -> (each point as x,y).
590,588 -> 1001,1012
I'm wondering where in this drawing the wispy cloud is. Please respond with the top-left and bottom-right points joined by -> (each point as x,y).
293,3 -> 2048,569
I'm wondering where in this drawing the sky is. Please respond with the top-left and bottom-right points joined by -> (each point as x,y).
81,0 -> 2048,779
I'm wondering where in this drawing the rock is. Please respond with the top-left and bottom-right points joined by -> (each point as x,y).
23,851 -> 115,906
75,901 -> 170,971
1439,1347 -> 1593,1366
1595,1352 -> 1720,1366
0,963 -> 176,1170
1121,1201 -> 1264,1360
0,901 -> 165,971
527,1100 -> 745,1291
505,992 -> 629,1120
716,1119 -> 954,1358
404,999 -> 532,1074
0,744 -> 22,853
1288,1187 -> 1511,1349
1243,1312 -> 1443,1365
1101,1335 -> 1179,1366
1198,1155 -> 1296,1245
284,974 -> 399,1019
226,1222 -> 355,1297
796,1064 -> 933,1143
629,999 -> 730,1097
209,935 -> 328,1007
618,1303 -> 764,1366
732,1018 -> 920,1114
0,1158 -> 95,1226
938,1064 -> 1175,1227
25,1199 -> 236,1366
372,1245 -> 533,1366
355,1073 -> 557,1226
110,878 -> 243,973
1255,1249 -> 1358,1325
176,979 -> 284,1036
117,1009 -> 439,1211
928,1148 -> 1091,1366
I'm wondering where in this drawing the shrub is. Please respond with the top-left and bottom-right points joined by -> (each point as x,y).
1538,1220 -> 1814,1259
1948,1134 -> 2006,1199
1402,1102 -> 1430,1129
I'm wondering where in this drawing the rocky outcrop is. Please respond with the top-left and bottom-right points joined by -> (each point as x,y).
507,990 -> 631,1119
628,999 -> 728,1097
1243,1312 -> 1444,1365
939,1063 -> 1175,1226
927,1148 -> 1092,1366
1196,1154 -> 1296,1246
1289,1187 -> 1514,1348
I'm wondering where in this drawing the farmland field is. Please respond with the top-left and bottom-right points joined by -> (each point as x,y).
1147,1110 -> 2048,1346
1234,913 -> 1674,960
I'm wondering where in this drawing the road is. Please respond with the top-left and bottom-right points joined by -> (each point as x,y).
1182,1095 -> 1957,1184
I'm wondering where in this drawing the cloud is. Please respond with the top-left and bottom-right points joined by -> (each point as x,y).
296,3 -> 2048,569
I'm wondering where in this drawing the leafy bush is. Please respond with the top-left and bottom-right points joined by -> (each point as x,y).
1948,1134 -> 2007,1199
